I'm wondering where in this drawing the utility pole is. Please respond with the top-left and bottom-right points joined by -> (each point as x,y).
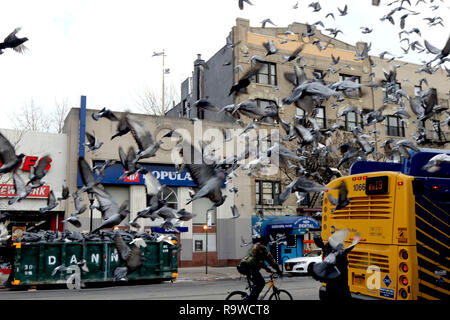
152,50 -> 167,116
162,51 -> 165,116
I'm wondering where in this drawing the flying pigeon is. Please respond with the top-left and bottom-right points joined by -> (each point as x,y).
111,112 -> 131,140
229,62 -> 263,95
8,173 -> 32,205
84,131 -> 103,152
327,181 -> 351,212
125,115 -> 162,164
0,132 -> 25,174
92,108 -> 118,121
27,155 -> 51,188
62,193 -> 87,228
90,187 -> 130,233
39,190 -> 59,214
112,232 -> 147,281
0,27 -> 28,54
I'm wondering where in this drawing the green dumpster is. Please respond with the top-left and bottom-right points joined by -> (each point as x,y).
8,240 -> 178,287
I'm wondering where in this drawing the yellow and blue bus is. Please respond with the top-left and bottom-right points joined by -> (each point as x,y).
321,148 -> 449,300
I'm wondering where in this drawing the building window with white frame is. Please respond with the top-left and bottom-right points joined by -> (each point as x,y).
385,115 -> 405,137
255,180 -> 281,206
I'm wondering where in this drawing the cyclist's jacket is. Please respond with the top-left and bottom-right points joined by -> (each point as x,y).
239,243 -> 280,272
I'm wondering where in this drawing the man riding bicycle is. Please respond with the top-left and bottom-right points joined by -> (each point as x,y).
236,235 -> 282,301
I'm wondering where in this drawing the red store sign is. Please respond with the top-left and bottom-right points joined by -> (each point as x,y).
0,184 -> 50,199
0,156 -> 52,172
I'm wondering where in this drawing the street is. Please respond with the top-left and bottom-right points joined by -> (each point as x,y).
0,275 -> 320,300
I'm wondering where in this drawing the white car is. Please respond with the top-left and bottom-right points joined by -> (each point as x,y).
284,249 -> 322,275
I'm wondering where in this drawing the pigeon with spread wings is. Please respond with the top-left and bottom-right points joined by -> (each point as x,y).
0,27 -> 28,54
113,232 -> 147,281
0,132 -> 25,174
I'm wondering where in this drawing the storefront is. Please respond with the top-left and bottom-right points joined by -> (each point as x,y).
0,129 -> 68,235
252,215 -> 321,266
62,98 -> 252,267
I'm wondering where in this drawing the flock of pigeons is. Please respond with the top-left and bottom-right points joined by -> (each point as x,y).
0,0 -> 450,280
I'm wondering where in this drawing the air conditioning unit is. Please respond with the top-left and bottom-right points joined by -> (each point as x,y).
266,199 -> 274,205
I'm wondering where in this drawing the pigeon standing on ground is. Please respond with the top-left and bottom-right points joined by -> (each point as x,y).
0,132 -> 25,174
0,27 -> 28,54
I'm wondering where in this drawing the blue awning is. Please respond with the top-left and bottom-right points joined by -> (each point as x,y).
266,216 -> 320,230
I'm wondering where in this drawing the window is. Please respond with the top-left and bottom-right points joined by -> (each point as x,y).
182,99 -> 189,117
253,62 -> 277,85
339,74 -> 361,97
197,107 -> 204,120
345,111 -> 361,131
257,134 -> 273,158
256,99 -> 276,110
305,250 -> 322,257
194,240 -> 203,252
382,81 -> 401,103
256,99 -> 278,124
315,106 -> 326,129
255,180 -> 281,205
414,85 -> 422,97
296,107 -> 305,117
432,120 -> 445,141
386,116 -> 405,137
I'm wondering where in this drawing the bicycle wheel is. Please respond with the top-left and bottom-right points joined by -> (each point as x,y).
269,289 -> 293,300
226,291 -> 248,300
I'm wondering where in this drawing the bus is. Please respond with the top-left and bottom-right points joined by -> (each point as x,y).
320,148 -> 449,300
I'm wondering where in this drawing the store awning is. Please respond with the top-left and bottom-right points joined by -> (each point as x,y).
266,216 -> 320,231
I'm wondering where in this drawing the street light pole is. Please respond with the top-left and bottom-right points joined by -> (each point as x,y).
162,51 -> 165,116
88,192 -> 95,233
203,223 -> 208,274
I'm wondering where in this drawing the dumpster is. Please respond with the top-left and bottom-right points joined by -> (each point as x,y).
7,239 -> 178,287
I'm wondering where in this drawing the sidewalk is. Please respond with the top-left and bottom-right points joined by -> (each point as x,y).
175,266 -> 242,282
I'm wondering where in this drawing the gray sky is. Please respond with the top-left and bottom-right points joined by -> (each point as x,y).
0,0 -> 448,130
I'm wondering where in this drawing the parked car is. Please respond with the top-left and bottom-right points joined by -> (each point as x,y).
284,249 -> 322,275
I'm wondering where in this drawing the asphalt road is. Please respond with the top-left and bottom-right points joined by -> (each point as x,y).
0,275 -> 320,300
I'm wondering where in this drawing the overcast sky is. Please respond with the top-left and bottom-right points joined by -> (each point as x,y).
0,0 -> 448,130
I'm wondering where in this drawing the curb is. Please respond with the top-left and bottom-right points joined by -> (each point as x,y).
175,275 -> 242,282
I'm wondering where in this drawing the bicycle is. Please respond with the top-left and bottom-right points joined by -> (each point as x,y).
226,272 -> 293,300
